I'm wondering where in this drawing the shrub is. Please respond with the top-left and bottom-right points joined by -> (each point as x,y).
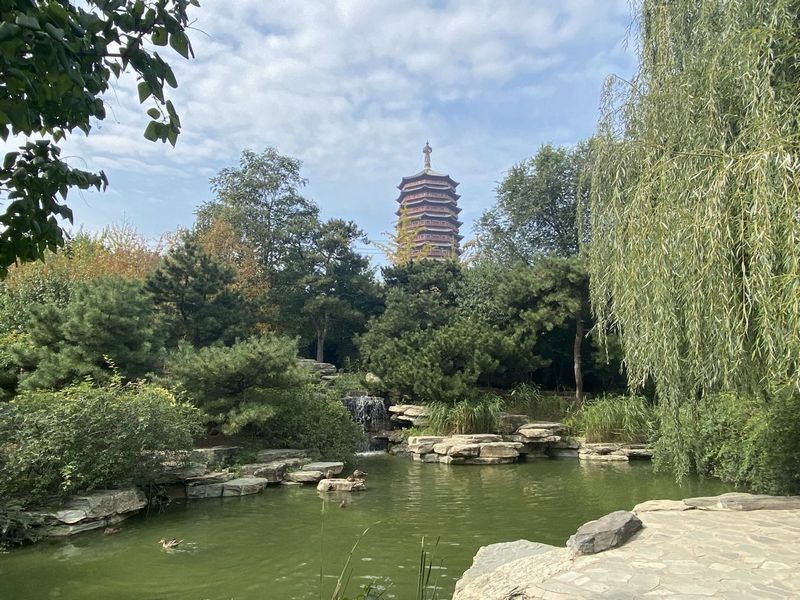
161,334 -> 305,434
0,380 -> 201,506
427,395 -> 505,435
568,395 -> 656,443
260,386 -> 366,459
660,389 -> 800,494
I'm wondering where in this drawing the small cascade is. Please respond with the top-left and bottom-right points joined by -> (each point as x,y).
342,394 -> 390,450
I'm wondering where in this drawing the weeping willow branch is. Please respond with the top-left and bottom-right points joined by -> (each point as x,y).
588,0 -> 800,477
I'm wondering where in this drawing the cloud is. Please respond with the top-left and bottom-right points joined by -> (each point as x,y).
1,0 -> 636,246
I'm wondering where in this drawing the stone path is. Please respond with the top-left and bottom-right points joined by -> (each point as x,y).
454,497 -> 800,599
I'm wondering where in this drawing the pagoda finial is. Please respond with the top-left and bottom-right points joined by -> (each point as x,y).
423,141 -> 432,169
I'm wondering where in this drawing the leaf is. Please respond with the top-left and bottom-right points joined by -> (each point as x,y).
152,27 -> 167,46
146,107 -> 160,119
169,31 -> 190,59
143,121 -> 159,142
137,81 -> 151,103
14,14 -> 39,30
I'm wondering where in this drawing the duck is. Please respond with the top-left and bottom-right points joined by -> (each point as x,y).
103,527 -> 121,536
352,469 -> 367,479
159,538 -> 182,550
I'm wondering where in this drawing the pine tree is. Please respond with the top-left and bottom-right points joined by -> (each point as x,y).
146,238 -> 252,347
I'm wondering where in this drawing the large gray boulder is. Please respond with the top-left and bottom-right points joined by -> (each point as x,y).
568,510 -> 643,555
240,458 -> 308,482
191,446 -> 240,468
222,477 -> 269,496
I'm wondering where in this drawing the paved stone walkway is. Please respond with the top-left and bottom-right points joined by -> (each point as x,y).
454,503 -> 800,599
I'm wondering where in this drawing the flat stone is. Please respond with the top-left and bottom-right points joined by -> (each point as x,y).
184,471 -> 235,485
633,499 -> 694,513
448,443 -> 482,458
403,405 -> 428,417
222,477 -> 269,496
186,482 -> 225,498
432,441 -> 454,455
46,519 -> 109,537
316,478 -> 366,492
285,470 -> 325,483
54,489 -> 147,521
255,448 -> 308,462
579,451 -> 628,462
480,442 -> 521,458
517,426 -> 563,442
684,492 -> 800,511
301,461 -> 344,474
568,510 -> 643,555
460,540 -> 557,581
451,434 -> 503,444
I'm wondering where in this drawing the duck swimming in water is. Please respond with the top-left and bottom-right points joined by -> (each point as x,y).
352,469 -> 367,479
159,538 -> 182,550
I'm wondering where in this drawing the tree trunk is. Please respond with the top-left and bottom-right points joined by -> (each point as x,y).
315,315 -> 328,363
574,309 -> 584,404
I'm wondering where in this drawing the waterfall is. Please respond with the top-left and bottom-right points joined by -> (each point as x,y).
342,395 -> 389,450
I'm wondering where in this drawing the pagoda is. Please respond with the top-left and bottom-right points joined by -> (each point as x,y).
395,142 -> 462,260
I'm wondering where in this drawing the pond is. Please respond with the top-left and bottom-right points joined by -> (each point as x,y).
0,454 -> 730,600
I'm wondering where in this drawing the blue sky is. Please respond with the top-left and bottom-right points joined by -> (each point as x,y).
4,0 -> 637,264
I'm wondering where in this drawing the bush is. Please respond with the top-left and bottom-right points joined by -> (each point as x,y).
568,395 -> 656,443
0,380 -> 201,506
161,334 -> 306,434
259,386 -> 366,459
427,395 -> 505,435
661,389 -> 800,494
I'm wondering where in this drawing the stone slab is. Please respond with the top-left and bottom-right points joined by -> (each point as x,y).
460,540 -> 558,581
301,461 -> 344,474
222,477 -> 269,496
479,442 -> 522,458
255,448 -> 308,462
684,492 -> 800,511
285,470 -> 325,483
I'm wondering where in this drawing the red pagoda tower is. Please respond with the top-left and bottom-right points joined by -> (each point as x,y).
395,142 -> 462,260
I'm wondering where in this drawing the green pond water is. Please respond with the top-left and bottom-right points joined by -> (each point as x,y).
0,454 -> 730,600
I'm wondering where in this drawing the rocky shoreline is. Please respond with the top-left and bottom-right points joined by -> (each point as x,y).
453,492 -> 800,599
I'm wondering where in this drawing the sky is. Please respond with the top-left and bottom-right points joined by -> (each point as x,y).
5,0 -> 638,264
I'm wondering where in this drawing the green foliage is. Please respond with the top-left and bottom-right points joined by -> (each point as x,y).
260,386 -> 366,459
426,395 -> 505,435
0,505 -> 42,549
568,396 -> 656,443
147,237 -> 252,347
657,390 -> 800,494
589,0 -> 800,484
161,334 -> 304,434
506,384 -> 579,422
0,0 -> 196,274
14,277 -> 160,389
476,142 -> 591,262
0,380 -> 201,505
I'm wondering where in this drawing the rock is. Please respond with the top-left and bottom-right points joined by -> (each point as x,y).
548,438 -> 581,458
43,489 -> 146,537
285,470 -> 325,483
432,441 -> 454,455
458,540 -> 557,582
624,444 -> 654,459
191,446 -> 240,468
451,434 -> 503,444
255,448 -> 308,462
186,483 -> 225,499
365,372 -> 383,386
301,461 -> 344,475
388,403 -> 415,414
241,458 -> 309,482
683,492 -> 800,511
579,443 -> 629,461
633,499 -> 694,513
448,443 -> 481,458
222,477 -> 269,496
386,430 -> 406,444
185,471 -> 235,485
497,414 -> 530,435
408,436 -> 445,454
387,441 -> 410,456
403,405 -> 428,418
567,510 -> 643,555
317,478 -> 366,492
479,442 -> 521,458
517,422 -> 565,437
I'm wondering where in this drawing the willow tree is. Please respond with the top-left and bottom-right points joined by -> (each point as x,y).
589,0 -> 800,480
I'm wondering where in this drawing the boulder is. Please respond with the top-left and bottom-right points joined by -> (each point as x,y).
255,448 -> 308,462
683,492 -> 800,511
567,510 -> 643,555
301,461 -> 344,475
186,482 -> 225,499
317,478 -> 366,492
451,434 -> 503,444
497,414 -> 530,435
448,443 -> 481,458
222,477 -> 269,496
185,471 -> 235,485
53,489 -> 147,522
191,446 -> 240,468
285,470 -> 325,483
479,442 -> 521,458
461,457 -> 516,465
432,441 -> 454,455
624,444 -> 654,459
408,436 -> 445,454
578,443 -> 629,461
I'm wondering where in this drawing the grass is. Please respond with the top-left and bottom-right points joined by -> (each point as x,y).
505,383 -> 578,421
567,395 -> 656,443
426,395 -> 505,435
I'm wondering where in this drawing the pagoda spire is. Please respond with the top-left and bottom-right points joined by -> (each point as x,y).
423,141 -> 432,170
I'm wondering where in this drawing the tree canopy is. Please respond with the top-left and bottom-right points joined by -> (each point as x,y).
0,0 -> 197,275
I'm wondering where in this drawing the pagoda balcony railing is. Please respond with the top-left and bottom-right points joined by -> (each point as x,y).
401,192 -> 457,202
415,233 -> 457,242
413,219 -> 459,229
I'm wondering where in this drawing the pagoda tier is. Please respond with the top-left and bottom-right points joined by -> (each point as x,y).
395,142 -> 462,260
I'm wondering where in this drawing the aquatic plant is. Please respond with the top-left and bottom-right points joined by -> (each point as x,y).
426,395 -> 505,435
568,395 -> 656,443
